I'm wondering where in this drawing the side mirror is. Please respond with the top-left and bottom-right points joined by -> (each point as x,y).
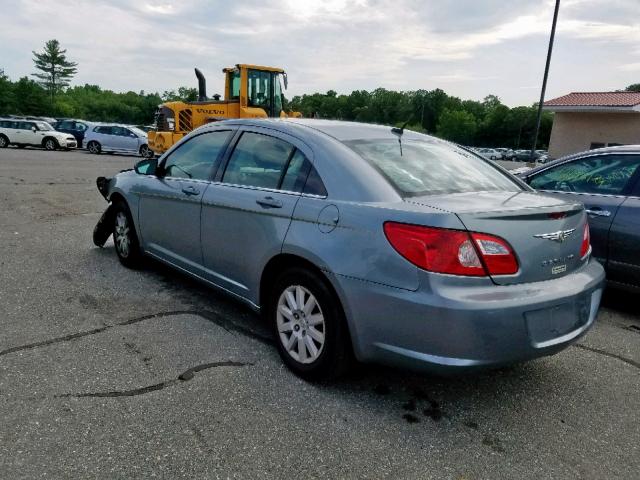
130,133 -> 137,138
31,127 -> 36,132
134,158 -> 158,176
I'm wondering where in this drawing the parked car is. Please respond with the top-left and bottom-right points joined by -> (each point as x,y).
94,119 -> 604,379
84,124 -> 151,157
55,119 -> 97,148
518,145 -> 640,291
476,148 -> 503,160
495,148 -> 516,160
513,149 -> 534,162
0,119 -> 77,150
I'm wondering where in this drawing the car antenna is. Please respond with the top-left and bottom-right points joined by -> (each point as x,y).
391,121 -> 409,156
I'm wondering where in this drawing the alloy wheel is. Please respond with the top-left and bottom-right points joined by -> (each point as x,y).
0,137 -> 7,148
114,211 -> 130,258
276,285 -> 326,364
45,139 -> 56,150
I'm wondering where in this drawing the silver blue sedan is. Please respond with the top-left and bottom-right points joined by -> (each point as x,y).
94,119 -> 605,380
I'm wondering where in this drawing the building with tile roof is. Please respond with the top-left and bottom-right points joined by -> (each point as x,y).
543,92 -> 640,158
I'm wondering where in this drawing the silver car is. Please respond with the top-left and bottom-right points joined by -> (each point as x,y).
84,124 -> 151,157
94,119 -> 604,380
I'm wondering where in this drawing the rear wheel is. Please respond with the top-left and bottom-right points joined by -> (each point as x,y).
0,135 -> 9,148
87,141 -> 101,154
269,267 -> 352,381
112,201 -> 143,268
43,138 -> 58,151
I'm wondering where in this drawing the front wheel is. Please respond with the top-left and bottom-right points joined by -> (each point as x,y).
43,138 -> 58,151
270,268 -> 352,381
112,201 -> 143,268
0,135 -> 10,148
87,141 -> 101,154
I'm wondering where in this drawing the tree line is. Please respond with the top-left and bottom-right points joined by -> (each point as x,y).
2,39 -> 638,148
287,90 -> 555,148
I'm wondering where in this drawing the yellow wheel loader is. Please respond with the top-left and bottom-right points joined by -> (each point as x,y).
148,64 -> 296,155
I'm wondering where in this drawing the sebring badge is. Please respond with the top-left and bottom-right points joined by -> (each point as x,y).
533,228 -> 575,243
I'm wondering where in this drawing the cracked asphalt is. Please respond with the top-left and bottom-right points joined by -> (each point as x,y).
1,147 -> 639,479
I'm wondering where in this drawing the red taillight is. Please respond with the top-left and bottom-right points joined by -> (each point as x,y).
580,222 -> 591,259
383,222 -> 518,277
470,232 -> 519,275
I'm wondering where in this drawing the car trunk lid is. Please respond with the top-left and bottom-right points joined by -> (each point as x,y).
407,191 -> 587,285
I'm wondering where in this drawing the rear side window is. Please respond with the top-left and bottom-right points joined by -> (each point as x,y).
303,166 -> 328,196
346,139 -> 521,196
223,132 -> 294,189
280,150 -> 307,192
95,126 -> 112,134
529,155 -> 640,195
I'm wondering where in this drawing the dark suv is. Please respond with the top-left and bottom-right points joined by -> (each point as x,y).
54,119 -> 96,148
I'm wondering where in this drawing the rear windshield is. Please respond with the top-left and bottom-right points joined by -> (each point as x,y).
345,139 -> 522,196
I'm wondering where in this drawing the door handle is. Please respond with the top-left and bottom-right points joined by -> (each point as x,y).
181,186 -> 200,196
585,208 -> 611,217
256,196 -> 283,208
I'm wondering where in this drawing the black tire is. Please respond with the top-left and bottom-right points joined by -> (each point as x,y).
0,135 -> 9,148
269,267 -> 352,381
139,144 -> 153,158
43,138 -> 58,151
112,200 -> 143,269
87,141 -> 101,154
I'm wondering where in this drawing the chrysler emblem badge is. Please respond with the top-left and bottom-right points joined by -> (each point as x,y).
533,228 -> 576,243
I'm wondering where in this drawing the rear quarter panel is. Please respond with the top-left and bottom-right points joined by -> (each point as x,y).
283,198 -> 468,292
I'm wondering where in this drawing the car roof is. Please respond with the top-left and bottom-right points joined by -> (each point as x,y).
206,118 -> 443,143
524,144 -> 640,175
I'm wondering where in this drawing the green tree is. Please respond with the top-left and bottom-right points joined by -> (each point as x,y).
625,84 -> 640,92
32,39 -> 78,108
436,109 -> 478,145
0,69 -> 16,114
13,77 -> 49,115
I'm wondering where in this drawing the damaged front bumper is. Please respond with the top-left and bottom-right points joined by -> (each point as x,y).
93,176 -> 115,247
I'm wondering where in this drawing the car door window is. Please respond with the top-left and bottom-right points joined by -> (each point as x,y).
529,155 -> 640,195
222,132 -> 294,189
19,122 -> 34,130
162,131 -> 231,180
111,126 -> 125,136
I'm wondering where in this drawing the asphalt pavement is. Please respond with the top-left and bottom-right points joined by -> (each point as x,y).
0,147 -> 638,479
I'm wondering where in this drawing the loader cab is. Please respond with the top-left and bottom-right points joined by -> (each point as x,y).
225,64 -> 286,118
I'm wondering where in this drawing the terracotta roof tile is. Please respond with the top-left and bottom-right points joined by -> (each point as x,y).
544,92 -> 640,107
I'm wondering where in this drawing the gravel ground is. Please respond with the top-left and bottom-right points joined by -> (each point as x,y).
1,147 -> 638,479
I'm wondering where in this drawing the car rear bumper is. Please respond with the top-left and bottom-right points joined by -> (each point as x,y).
333,258 -> 605,374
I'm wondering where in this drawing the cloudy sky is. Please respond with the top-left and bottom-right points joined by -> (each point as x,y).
1,0 -> 639,106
